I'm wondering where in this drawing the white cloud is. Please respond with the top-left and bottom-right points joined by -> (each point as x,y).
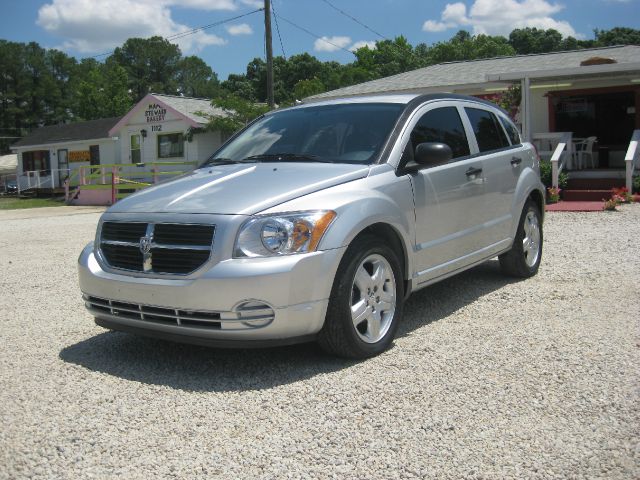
165,0 -> 236,10
37,0 -> 230,54
423,20 -> 449,32
226,23 -> 253,35
239,0 -> 264,7
350,40 -> 377,51
422,0 -> 581,38
314,36 -> 352,52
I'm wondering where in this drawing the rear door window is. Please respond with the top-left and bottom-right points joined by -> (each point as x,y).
465,107 -> 510,153
499,116 -> 521,146
410,106 -> 470,160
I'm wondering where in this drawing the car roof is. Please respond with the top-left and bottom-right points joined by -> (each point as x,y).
288,93 -> 507,115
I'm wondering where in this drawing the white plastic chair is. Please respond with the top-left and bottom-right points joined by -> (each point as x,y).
574,137 -> 597,169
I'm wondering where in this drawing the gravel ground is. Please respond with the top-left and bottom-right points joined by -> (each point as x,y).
1,204 -> 638,479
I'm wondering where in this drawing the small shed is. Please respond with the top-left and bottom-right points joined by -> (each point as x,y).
11,117 -> 121,190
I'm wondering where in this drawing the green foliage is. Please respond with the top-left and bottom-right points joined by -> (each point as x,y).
427,31 -> 515,63
176,56 -> 220,98
294,78 -> 325,100
203,94 -> 271,135
109,36 -> 182,101
594,27 -> 640,46
0,197 -> 65,210
539,160 -> 568,189
496,85 -> 521,116
0,40 -> 77,152
632,175 -> 640,194
76,62 -> 132,120
353,36 -> 423,79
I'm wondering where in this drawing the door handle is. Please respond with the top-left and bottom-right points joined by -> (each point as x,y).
465,167 -> 483,176
510,156 -> 522,166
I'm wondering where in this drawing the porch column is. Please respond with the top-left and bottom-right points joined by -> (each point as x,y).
521,77 -> 532,142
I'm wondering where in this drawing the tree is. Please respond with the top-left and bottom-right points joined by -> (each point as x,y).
0,40 -> 77,152
509,28 -> 563,54
294,77 -> 325,100
203,94 -> 270,135
109,36 -> 182,101
353,36 -> 422,79
75,62 -> 132,120
176,56 -> 220,98
594,27 -> 640,46
221,73 -> 258,102
427,31 -> 515,63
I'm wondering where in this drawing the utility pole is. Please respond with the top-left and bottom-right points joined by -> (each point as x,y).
264,0 -> 275,108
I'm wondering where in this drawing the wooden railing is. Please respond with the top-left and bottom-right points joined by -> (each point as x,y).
65,161 -> 198,203
532,132 -> 573,188
625,129 -> 639,192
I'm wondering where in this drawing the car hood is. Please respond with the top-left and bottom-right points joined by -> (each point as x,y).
108,163 -> 370,215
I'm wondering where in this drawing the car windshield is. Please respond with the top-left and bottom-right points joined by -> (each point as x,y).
202,102 -> 405,166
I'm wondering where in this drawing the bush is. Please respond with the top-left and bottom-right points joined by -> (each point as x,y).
539,160 -> 568,189
633,175 -> 640,194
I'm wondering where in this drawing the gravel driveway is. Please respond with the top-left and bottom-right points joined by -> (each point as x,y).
1,204 -> 638,479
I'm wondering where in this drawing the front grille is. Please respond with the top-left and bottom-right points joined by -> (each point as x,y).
84,295 -> 275,330
102,222 -> 147,242
99,221 -> 214,275
84,295 -> 222,329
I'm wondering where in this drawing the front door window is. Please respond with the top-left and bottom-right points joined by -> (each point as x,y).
131,135 -> 141,163
57,149 -> 68,186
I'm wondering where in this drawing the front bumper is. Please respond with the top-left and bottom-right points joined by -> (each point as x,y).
78,243 -> 346,344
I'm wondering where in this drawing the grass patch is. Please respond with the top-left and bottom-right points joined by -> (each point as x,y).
0,196 -> 65,210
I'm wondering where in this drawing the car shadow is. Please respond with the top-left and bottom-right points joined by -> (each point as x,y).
59,259 -> 519,392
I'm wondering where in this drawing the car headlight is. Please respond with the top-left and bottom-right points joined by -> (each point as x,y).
234,210 -> 337,257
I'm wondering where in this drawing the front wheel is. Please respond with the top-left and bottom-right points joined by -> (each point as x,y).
318,235 -> 404,358
499,199 -> 543,277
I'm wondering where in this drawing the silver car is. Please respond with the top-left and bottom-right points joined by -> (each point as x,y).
79,94 -> 544,358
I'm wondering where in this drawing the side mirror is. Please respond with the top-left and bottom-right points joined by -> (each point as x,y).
414,142 -> 453,166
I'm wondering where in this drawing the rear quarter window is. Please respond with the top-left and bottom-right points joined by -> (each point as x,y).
465,107 -> 510,153
499,116 -> 521,146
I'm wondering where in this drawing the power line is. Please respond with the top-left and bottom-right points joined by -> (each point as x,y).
270,1 -> 287,59
273,12 -> 355,56
318,0 -> 425,65
319,0 -> 387,41
92,8 -> 264,58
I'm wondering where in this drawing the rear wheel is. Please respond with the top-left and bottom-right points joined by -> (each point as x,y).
318,235 -> 404,358
499,200 -> 543,277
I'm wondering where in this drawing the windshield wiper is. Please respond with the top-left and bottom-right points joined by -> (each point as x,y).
241,153 -> 334,163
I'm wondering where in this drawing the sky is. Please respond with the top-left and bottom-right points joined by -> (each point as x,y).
1,0 -> 639,80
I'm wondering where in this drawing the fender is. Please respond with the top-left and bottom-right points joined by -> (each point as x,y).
510,165 -> 545,239
259,170 -> 416,280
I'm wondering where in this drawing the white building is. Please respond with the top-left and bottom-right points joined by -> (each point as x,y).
109,93 -> 228,166
11,93 -> 228,201
11,116 -> 121,190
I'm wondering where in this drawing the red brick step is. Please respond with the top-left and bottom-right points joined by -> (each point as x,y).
565,177 -> 624,190
562,189 -> 614,202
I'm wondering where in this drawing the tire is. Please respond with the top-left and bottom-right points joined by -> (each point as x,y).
499,199 -> 543,278
318,234 -> 404,359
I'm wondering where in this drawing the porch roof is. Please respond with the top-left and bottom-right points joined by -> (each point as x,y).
11,116 -> 122,149
306,45 -> 640,101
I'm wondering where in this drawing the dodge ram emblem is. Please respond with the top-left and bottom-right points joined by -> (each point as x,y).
139,235 -> 152,255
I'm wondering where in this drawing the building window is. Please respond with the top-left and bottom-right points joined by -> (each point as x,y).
130,135 -> 141,163
22,150 -> 50,174
157,133 -> 184,159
